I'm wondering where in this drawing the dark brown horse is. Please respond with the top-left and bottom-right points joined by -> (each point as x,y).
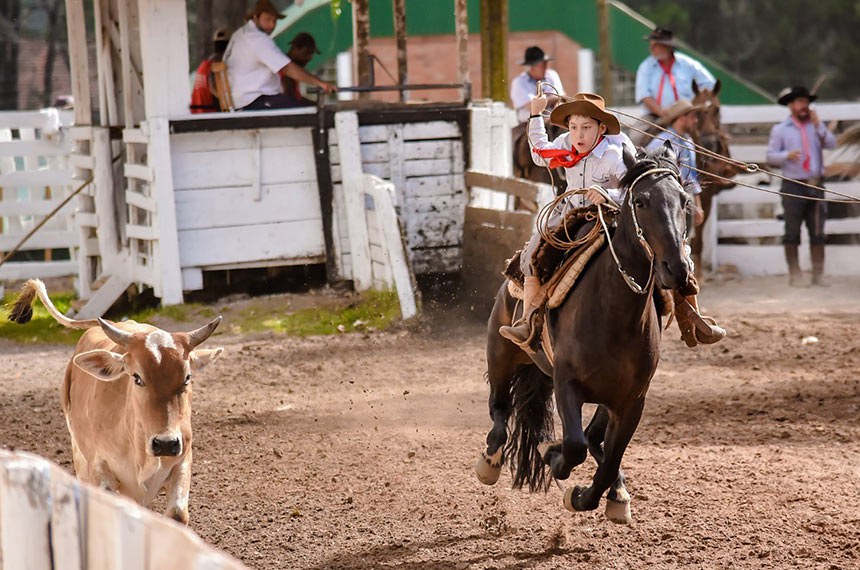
690,80 -> 741,271
475,144 -> 693,523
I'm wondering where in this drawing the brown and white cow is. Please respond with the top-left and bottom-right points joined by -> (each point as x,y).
8,279 -> 223,524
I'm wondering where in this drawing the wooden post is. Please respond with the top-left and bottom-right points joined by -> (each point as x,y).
137,0 -> 191,118
64,0 -> 92,125
454,0 -> 469,100
480,0 -> 507,101
597,0 -> 613,104
392,0 -> 407,102
352,0 -> 371,99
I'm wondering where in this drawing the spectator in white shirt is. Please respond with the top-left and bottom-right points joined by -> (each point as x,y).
224,0 -> 335,111
509,46 -> 565,124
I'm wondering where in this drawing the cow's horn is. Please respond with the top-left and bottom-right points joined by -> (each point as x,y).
186,316 -> 222,348
97,318 -> 135,346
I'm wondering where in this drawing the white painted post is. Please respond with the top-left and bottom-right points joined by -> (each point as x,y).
335,111 -> 373,290
50,474 -> 85,570
64,0 -> 92,126
146,117 -> 184,305
0,456 -> 53,569
577,48 -> 595,93
137,0 -> 191,119
365,174 -> 418,319
702,193 -> 719,272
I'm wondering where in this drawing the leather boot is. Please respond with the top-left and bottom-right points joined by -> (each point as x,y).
783,244 -> 806,287
499,276 -> 541,346
673,291 -> 726,348
810,244 -> 829,287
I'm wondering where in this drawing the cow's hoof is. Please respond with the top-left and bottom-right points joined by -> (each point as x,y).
605,499 -> 632,524
474,452 -> 502,485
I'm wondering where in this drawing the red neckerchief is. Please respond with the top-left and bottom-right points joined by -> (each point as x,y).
536,136 -> 604,169
656,56 -> 678,106
790,116 -> 812,172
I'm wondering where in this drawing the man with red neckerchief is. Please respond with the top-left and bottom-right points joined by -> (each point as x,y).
635,27 -> 715,120
767,85 -> 837,287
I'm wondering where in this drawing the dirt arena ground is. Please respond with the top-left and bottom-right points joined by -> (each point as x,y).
1,275 -> 859,569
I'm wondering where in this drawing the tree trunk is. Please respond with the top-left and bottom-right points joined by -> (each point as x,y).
42,0 -> 64,108
392,0 -> 407,102
352,0 -> 371,99
0,0 -> 21,110
479,0 -> 507,101
454,0 -> 469,100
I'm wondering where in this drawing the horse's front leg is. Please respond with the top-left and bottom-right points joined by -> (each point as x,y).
566,398 -> 645,514
539,376 -> 587,480
585,406 -> 633,524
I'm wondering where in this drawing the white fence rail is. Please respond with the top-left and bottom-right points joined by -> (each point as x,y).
0,449 -> 247,570
0,110 -> 78,285
620,102 -> 860,276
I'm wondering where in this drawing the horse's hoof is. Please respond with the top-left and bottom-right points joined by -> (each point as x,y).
537,440 -> 561,461
563,486 -> 580,512
474,451 -> 502,485
605,499 -> 632,524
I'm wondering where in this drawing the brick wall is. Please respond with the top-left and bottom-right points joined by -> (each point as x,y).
364,31 -> 581,103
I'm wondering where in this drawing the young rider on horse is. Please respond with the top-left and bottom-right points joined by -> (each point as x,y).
499,91 -> 725,349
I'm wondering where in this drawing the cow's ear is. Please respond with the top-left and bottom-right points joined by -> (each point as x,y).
73,349 -> 126,381
190,347 -> 224,372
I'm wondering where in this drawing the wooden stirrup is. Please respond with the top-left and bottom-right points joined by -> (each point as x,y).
210,61 -> 235,112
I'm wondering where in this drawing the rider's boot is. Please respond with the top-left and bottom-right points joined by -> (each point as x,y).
499,276 -> 541,347
784,244 -> 807,287
673,290 -> 726,348
810,244 -> 829,287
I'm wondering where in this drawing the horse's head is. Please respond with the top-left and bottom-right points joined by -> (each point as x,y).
620,143 -> 693,291
691,79 -> 740,187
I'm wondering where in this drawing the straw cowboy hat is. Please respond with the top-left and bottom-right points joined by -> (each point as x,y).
659,99 -> 704,126
777,85 -> 817,106
549,92 -> 621,134
250,0 -> 285,19
644,27 -> 678,48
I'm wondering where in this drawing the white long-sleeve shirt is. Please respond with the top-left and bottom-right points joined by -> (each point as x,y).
528,116 -> 629,208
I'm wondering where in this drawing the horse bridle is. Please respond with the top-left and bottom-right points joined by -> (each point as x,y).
597,167 -> 683,295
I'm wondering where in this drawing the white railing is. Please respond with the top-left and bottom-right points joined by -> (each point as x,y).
0,449 -> 247,569
0,109 -> 78,285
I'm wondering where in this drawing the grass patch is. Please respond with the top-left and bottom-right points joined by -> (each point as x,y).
0,291 -> 83,345
229,290 -> 401,337
0,289 -> 402,345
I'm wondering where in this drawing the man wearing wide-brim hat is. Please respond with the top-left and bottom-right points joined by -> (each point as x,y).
645,98 -> 727,347
635,27 -> 716,119
767,85 -> 837,286
224,0 -> 335,111
510,45 -> 566,125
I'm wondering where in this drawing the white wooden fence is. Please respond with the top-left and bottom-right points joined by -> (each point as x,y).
0,110 -> 78,288
619,102 -> 860,275
0,449 -> 247,570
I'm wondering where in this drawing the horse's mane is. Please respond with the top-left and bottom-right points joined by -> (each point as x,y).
619,146 -> 681,192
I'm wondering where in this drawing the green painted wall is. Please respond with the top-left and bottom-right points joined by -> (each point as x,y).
274,0 -> 772,104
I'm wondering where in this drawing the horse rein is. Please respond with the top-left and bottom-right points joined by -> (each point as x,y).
598,167 -> 682,295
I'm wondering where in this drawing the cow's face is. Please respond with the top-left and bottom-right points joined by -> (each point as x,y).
73,318 -> 223,459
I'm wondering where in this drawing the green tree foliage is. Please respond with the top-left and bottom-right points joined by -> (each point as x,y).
627,0 -> 860,100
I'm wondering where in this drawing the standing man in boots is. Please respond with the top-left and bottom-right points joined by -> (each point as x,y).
767,86 -> 837,286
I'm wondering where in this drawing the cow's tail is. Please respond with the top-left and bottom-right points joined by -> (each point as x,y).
7,279 -> 99,329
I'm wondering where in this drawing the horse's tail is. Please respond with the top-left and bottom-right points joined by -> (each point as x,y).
505,364 -> 554,492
